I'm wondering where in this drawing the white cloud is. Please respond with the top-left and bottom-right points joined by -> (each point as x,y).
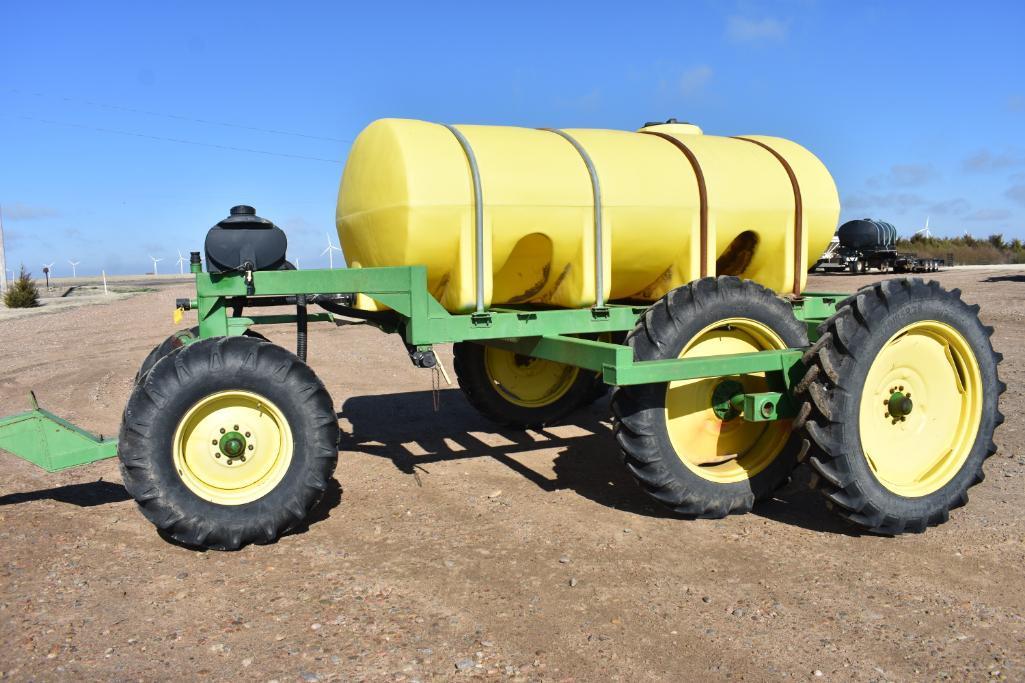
726,16 -> 789,44
679,65 -> 713,96
964,208 -> 1012,221
2,202 -> 60,221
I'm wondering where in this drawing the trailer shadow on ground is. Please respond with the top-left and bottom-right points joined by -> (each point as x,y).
338,389 -> 856,535
0,478 -> 131,507
983,273 -> 1025,283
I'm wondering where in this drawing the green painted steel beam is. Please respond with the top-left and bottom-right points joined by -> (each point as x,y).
605,348 -> 804,386
0,396 -> 117,472
483,335 -> 803,386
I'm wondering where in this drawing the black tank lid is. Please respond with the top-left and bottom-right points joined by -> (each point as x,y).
215,205 -> 275,230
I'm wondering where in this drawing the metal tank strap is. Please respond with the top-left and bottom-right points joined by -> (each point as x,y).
639,131 -> 710,278
733,136 -> 805,295
442,124 -> 486,313
542,128 -> 606,309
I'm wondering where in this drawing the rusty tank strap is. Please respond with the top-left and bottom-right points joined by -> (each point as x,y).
542,128 -> 606,309
442,124 -> 486,313
733,137 -> 805,295
640,130 -> 710,278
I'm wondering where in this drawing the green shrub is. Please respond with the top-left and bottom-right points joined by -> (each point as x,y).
3,266 -> 40,308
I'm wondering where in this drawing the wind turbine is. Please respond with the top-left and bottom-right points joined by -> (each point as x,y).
293,255 -> 301,269
176,250 -> 187,275
149,255 -> 162,276
322,233 -> 342,269
68,259 -> 80,278
914,216 -> 932,238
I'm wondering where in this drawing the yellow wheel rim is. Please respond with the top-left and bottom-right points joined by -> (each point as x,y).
858,321 -> 982,497
483,347 -> 579,408
664,319 -> 793,483
172,390 -> 294,505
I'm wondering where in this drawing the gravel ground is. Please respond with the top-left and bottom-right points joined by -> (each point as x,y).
1,267 -> 1023,681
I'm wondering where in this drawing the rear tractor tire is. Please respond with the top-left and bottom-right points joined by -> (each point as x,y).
612,276 -> 808,518
797,278 -> 1004,534
119,336 -> 339,550
453,341 -> 599,429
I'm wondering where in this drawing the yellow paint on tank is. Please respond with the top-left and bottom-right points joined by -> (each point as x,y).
337,118 -> 839,312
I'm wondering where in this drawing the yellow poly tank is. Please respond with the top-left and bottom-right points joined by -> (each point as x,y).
336,118 -> 839,312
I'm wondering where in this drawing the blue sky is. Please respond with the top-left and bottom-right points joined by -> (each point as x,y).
1,0 -> 1023,276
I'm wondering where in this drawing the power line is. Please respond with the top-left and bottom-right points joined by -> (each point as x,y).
15,114 -> 343,164
9,88 -> 352,144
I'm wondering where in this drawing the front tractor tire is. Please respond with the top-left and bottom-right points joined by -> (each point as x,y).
797,278 -> 1004,534
118,336 -> 339,550
612,277 -> 808,518
134,326 -> 268,384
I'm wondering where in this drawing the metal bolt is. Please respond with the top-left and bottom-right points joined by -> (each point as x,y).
219,427 -> 226,434
898,385 -> 904,391
245,432 -> 251,437
212,439 -> 218,445
226,459 -> 233,465
233,424 -> 239,431
247,444 -> 254,451
240,456 -> 246,462
215,453 -> 221,458
884,412 -> 890,418
760,402 -> 774,419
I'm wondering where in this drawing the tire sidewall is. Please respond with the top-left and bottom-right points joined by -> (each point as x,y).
832,294 -> 1000,516
629,282 -> 808,504
120,336 -> 338,547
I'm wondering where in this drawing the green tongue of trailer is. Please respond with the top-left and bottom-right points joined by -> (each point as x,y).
0,392 -> 117,472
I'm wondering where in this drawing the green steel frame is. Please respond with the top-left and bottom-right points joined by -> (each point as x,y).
190,264 -> 841,400
0,261 -> 843,472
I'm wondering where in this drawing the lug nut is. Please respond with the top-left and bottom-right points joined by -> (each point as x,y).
215,453 -> 221,458
219,428 -> 226,434
212,439 -> 218,445
234,425 -> 239,430
240,456 -> 246,463
247,444 -> 254,451
245,432 -> 251,437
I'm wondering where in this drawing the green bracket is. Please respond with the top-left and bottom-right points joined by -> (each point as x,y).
0,393 -> 118,472
739,391 -> 793,421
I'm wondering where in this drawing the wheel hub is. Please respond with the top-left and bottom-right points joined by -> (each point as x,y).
886,388 -> 913,421
208,424 -> 257,467
711,380 -> 745,420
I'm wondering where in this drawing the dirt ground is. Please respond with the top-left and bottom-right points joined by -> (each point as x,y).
1,267 -> 1023,682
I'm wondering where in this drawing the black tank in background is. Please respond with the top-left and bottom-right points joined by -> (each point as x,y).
837,219 -> 898,252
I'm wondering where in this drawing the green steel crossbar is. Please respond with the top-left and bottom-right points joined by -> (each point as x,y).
0,394 -> 118,472
482,335 -> 804,386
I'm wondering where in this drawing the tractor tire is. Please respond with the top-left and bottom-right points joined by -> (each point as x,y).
119,336 -> 339,550
611,276 -> 808,518
796,278 -> 1004,534
453,341 -> 597,429
134,326 -> 268,384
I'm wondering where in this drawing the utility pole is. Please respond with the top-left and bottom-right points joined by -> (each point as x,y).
0,204 -> 7,294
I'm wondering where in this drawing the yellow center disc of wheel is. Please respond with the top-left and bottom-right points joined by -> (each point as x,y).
858,321 -> 982,497
172,390 -> 294,505
664,319 -> 792,483
484,347 -> 579,408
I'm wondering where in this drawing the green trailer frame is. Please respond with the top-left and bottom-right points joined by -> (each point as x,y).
0,260 -> 844,471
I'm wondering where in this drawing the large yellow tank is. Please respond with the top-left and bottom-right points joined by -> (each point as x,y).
336,118 -> 839,312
